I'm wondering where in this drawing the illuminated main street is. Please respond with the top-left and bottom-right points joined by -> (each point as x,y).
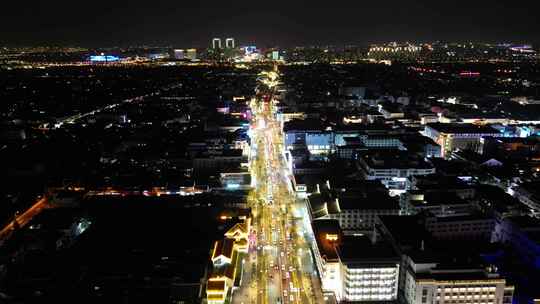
232,69 -> 324,304
0,197 -> 49,244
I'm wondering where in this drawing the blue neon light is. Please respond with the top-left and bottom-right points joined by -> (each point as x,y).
245,46 -> 257,55
90,55 -> 120,62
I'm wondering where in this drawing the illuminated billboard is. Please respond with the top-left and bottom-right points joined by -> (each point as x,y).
244,46 -> 257,55
89,55 -> 120,62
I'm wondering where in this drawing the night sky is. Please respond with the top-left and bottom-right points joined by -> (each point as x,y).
1,0 -> 539,47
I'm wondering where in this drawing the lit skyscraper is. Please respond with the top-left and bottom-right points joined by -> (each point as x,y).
225,38 -> 235,49
212,38 -> 222,49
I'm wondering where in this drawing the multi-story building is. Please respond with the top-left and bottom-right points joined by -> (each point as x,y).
283,119 -> 395,155
403,191 -> 474,217
283,119 -> 334,155
212,38 -> 222,49
403,259 -> 514,304
186,48 -> 197,60
308,181 -> 400,234
358,151 -> 436,194
401,135 -> 442,158
310,220 -> 400,302
336,194 -> 400,232
338,236 -> 401,302
336,137 -> 367,160
225,38 -> 235,49
423,123 -> 501,158
311,220 -> 343,299
206,218 -> 250,304
174,49 -> 185,59
377,215 -> 514,304
424,214 -> 495,241
308,188 -> 400,233
409,175 -> 476,201
173,48 -> 197,60
361,135 -> 406,150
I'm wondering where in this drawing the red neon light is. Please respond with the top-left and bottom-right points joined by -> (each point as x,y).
459,71 -> 480,77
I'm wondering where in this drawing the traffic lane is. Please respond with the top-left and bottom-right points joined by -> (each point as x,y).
0,197 -> 48,240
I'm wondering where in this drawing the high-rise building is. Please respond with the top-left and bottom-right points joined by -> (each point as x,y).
174,49 -> 185,60
310,219 -> 401,302
225,38 -> 235,49
173,49 -> 196,61
212,38 -> 222,49
376,215 -> 515,304
403,259 -> 514,304
186,48 -> 197,60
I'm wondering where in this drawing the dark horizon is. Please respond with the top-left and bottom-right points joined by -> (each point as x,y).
1,0 -> 539,48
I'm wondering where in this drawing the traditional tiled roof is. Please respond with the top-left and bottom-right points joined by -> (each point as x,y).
224,222 -> 248,239
211,238 -> 235,262
206,279 -> 226,292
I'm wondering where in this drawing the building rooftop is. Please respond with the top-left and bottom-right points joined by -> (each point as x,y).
294,160 -> 328,170
416,269 -> 504,282
412,174 -> 473,191
293,174 -> 327,193
337,192 -> 400,210
212,238 -> 235,261
330,179 -> 387,193
360,151 -> 434,170
407,248 -> 441,264
378,215 -> 432,252
408,191 -> 471,207
283,118 -> 327,132
309,192 -> 340,218
337,235 -> 400,265
426,123 -> 500,134
334,123 -> 392,133
312,219 -> 342,261
429,158 -> 475,176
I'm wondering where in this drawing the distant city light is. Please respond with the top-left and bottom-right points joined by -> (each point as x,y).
459,71 -> 481,77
